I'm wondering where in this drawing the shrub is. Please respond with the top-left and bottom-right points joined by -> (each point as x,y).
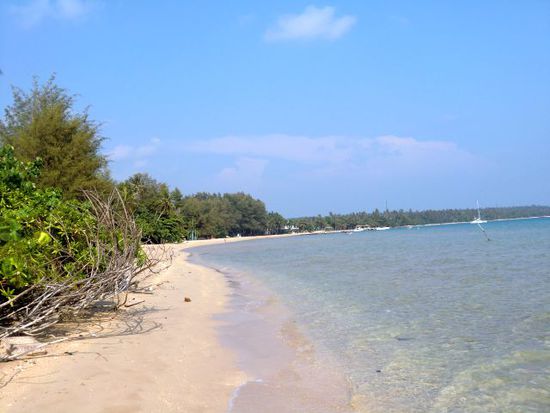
0,146 -> 146,341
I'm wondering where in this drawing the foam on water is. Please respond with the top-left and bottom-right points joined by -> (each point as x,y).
192,218 -> 550,412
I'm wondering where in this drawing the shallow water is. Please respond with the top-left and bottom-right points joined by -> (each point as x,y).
196,264 -> 354,413
192,218 -> 550,412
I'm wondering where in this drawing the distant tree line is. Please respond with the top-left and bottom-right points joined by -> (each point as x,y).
118,174 -> 280,242
288,205 -> 550,232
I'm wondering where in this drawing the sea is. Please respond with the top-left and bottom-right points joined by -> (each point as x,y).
190,218 -> 550,413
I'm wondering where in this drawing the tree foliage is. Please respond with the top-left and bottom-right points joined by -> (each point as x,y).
178,192 -> 270,238
266,212 -> 287,235
0,76 -> 111,198
117,184 -> 275,241
118,173 -> 185,244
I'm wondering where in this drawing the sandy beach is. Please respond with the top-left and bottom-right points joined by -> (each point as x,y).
0,233 -> 355,413
0,241 -> 251,413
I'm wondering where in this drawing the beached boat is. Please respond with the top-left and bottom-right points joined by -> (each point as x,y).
470,201 -> 487,224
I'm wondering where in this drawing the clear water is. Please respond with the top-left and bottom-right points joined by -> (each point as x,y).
192,218 -> 550,412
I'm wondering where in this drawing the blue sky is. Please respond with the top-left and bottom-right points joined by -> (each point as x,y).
1,0 -> 549,216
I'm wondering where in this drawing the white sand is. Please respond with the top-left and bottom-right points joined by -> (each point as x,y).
0,243 -> 249,413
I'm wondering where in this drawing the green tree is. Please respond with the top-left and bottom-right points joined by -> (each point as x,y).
224,193 -> 268,236
266,212 -> 287,234
178,192 -> 271,238
170,187 -> 184,210
0,76 -> 111,198
119,173 -> 185,243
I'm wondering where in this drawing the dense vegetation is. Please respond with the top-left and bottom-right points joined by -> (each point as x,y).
0,146 -> 92,301
288,205 -> 550,232
118,173 -> 185,244
118,174 -> 278,241
0,145 -> 145,341
178,192 -> 271,238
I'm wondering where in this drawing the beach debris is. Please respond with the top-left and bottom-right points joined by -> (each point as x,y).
184,297 -> 192,302
376,369 -> 382,373
1,336 -> 47,358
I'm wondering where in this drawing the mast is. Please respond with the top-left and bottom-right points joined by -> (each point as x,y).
477,200 -> 481,220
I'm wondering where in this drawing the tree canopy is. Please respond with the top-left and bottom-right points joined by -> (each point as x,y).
177,192 -> 270,239
118,173 -> 185,244
0,76 -> 111,198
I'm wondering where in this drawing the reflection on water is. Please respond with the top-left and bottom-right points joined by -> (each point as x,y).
192,218 -> 550,412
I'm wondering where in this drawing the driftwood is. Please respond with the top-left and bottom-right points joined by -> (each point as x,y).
0,189 -> 170,360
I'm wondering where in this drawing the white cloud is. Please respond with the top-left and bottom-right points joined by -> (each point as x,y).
265,5 -> 356,42
189,134 -> 479,180
190,134 -> 351,163
107,138 -> 161,168
10,0 -> 96,28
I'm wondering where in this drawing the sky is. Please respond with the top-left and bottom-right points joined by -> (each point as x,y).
1,0 -> 549,217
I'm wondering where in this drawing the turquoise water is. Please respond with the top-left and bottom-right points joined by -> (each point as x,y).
193,218 -> 550,412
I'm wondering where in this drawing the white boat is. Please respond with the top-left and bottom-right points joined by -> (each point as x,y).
374,226 -> 390,231
352,225 -> 371,232
470,201 -> 487,224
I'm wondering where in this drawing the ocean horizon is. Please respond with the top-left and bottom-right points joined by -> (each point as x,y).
191,217 -> 550,412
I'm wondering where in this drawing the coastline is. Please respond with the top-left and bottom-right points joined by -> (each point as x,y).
3,219 -> 545,411
0,242 -> 246,413
0,232 -> 355,413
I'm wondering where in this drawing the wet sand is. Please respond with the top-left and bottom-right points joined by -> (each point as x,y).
204,262 -> 355,413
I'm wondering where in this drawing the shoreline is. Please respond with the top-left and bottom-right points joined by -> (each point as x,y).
0,233 -> 333,413
188,243 -> 356,413
0,243 -> 247,413
0,233 -> 356,412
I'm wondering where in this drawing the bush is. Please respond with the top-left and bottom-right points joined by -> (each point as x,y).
0,146 -> 146,341
0,146 -> 92,298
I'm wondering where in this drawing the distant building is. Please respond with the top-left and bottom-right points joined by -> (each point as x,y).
283,225 -> 299,233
